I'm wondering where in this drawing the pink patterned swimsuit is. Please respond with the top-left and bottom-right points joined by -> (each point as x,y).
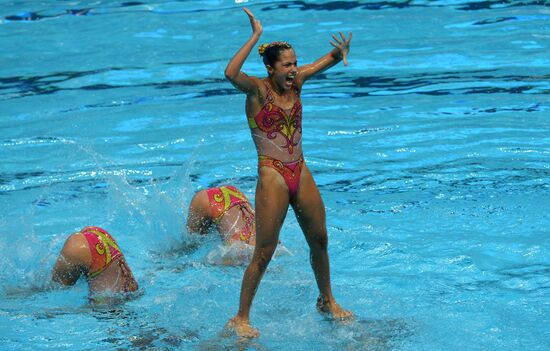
80,226 -> 138,292
206,186 -> 255,244
248,81 -> 304,196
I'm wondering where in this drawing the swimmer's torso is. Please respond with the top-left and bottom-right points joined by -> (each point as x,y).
246,80 -> 303,163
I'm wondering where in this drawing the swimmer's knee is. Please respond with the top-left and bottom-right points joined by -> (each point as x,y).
309,232 -> 328,251
253,245 -> 277,269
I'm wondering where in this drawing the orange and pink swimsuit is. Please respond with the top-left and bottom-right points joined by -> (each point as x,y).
206,186 -> 255,244
80,226 -> 138,292
248,81 -> 304,196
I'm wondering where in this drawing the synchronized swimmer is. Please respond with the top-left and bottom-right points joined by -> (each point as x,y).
224,8 -> 353,337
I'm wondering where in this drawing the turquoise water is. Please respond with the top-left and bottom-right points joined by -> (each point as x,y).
1,1 -> 549,350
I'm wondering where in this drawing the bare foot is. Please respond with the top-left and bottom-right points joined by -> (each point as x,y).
316,295 -> 354,320
225,316 -> 260,338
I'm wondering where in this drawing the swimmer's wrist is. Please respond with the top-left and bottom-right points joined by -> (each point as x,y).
330,48 -> 343,61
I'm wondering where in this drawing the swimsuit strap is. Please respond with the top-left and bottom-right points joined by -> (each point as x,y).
263,81 -> 275,103
118,259 -> 139,292
264,80 -> 300,103
231,203 -> 256,244
291,83 -> 300,97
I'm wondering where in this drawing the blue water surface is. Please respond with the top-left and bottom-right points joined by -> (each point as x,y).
1,1 -> 549,350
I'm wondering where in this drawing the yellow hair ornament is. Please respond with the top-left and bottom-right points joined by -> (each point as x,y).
258,43 -> 269,56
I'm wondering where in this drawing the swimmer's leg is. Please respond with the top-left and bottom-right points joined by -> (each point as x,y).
291,165 -> 353,320
227,167 -> 290,337
186,190 -> 213,234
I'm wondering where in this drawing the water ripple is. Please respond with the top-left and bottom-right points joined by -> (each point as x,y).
2,68 -> 548,101
4,1 -> 548,25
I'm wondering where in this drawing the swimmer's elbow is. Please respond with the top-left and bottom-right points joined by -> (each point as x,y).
224,69 -> 237,82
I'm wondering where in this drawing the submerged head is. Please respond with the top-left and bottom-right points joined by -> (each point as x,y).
258,41 -> 298,90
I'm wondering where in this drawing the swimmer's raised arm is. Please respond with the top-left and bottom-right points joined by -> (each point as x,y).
51,233 -> 90,286
296,32 -> 352,85
224,8 -> 264,94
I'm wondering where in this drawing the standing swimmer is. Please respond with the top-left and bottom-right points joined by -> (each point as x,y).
224,8 -> 353,337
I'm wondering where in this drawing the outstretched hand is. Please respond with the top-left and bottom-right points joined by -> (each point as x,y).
243,7 -> 262,36
330,32 -> 353,66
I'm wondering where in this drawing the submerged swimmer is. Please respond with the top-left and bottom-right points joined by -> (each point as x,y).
224,8 -> 353,337
187,185 -> 256,246
187,185 -> 257,264
51,226 -> 138,300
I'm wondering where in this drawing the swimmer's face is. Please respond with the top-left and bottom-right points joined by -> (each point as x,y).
267,49 -> 298,90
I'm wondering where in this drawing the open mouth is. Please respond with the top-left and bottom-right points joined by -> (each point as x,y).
285,74 -> 295,86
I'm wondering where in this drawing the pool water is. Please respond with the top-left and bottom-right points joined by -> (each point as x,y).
1,1 -> 549,350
